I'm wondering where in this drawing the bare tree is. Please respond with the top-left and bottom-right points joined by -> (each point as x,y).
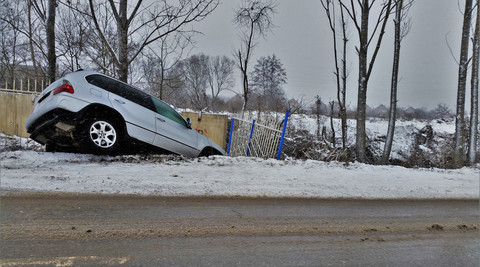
87,0 -> 219,82
381,0 -> 414,164
56,4 -> 89,73
454,0 -> 474,167
286,96 -> 308,116
340,0 -> 395,163
76,2 -> 118,76
1,0 -> 50,80
160,62 -> 189,108
142,31 -> 191,100
26,0 -> 44,77
178,54 -> 210,110
320,0 -> 349,150
468,0 -> 479,165
28,0 -> 57,82
432,103 -> 453,120
173,54 -> 235,111
233,0 -> 277,111
208,55 -> 236,112
0,0 -> 24,83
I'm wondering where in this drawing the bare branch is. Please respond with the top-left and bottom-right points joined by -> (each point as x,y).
366,0 -> 393,80
88,0 -> 119,66
340,0 -> 361,32
445,32 -> 460,65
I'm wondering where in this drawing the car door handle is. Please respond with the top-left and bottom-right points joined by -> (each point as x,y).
114,99 -> 125,104
156,117 -> 165,122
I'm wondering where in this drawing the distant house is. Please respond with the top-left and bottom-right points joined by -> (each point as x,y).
365,104 -> 372,115
402,107 -> 416,118
372,104 -> 389,118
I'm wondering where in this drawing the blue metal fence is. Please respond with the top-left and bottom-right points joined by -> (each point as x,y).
227,110 -> 289,159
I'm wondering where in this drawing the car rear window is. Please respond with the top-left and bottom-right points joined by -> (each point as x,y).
86,74 -> 155,111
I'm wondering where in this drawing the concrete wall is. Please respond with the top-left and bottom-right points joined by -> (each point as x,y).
182,112 -> 229,150
0,92 -> 35,137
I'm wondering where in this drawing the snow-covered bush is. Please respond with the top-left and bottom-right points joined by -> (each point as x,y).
0,134 -> 43,152
284,114 -> 463,168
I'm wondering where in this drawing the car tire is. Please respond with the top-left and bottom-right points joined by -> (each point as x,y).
80,117 -> 123,155
45,143 -> 72,153
199,147 -> 222,157
45,143 -> 58,153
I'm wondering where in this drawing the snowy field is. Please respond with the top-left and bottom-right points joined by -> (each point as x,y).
1,150 -> 478,199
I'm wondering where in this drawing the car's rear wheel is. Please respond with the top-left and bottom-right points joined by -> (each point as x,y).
45,143 -> 74,153
81,118 -> 123,155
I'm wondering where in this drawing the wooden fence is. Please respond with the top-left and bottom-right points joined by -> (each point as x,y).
1,78 -> 43,137
1,78 -> 44,94
0,92 -> 37,137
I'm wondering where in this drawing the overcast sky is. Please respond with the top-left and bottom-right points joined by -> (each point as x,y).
190,0 -> 471,110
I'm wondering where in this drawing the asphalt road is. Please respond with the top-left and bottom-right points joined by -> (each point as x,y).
0,195 -> 478,266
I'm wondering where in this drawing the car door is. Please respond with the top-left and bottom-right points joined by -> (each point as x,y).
109,92 -> 156,144
86,74 -> 157,144
151,97 -> 200,157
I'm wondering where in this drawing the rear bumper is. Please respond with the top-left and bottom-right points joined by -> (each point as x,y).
27,108 -> 80,146
25,94 -> 90,134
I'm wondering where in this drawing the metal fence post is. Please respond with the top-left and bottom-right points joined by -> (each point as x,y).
276,110 -> 290,160
246,119 -> 256,156
227,118 -> 235,155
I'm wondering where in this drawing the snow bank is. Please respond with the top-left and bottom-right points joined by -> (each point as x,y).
1,151 -> 478,199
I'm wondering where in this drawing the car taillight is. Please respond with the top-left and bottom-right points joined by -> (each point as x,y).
53,81 -> 74,95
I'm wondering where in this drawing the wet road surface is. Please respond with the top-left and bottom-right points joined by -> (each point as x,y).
1,195 -> 478,266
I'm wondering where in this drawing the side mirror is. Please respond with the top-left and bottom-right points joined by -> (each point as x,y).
186,118 -> 192,129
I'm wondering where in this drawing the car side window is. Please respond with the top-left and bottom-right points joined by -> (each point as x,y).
151,97 -> 186,127
86,74 -> 155,111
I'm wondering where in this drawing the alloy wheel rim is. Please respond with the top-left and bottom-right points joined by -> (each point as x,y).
89,121 -> 117,148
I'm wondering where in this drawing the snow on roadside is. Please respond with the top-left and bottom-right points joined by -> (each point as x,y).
1,151 -> 478,199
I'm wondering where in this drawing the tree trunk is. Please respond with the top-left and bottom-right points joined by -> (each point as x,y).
454,0 -> 473,167
159,65 -> 165,100
241,22 -> 255,112
355,2 -> 370,163
27,2 -> 40,79
330,101 -> 336,147
381,0 -> 404,164
46,0 -> 56,84
316,96 -> 322,139
468,1 -> 479,165
242,66 -> 249,111
340,5 -> 348,150
117,0 -> 129,82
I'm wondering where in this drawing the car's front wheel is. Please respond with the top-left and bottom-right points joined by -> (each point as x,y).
81,118 -> 123,155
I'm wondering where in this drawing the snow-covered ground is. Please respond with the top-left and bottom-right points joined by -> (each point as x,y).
1,150 -> 478,199
1,114 -> 478,199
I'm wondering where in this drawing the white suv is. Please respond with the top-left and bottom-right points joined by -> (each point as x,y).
25,70 -> 225,157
